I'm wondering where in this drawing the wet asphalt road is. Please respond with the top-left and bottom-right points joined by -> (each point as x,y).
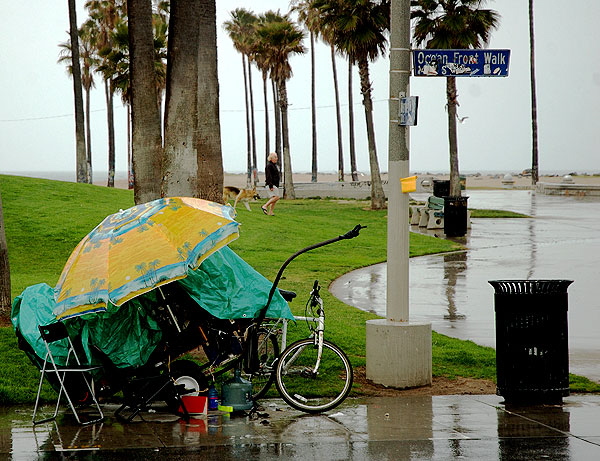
331,190 -> 600,382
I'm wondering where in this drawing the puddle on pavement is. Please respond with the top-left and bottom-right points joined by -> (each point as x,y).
331,190 -> 600,382
4,396 -> 600,459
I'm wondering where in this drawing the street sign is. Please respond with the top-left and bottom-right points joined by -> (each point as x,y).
412,49 -> 510,77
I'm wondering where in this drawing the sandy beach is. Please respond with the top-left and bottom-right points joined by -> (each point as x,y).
100,171 -> 600,191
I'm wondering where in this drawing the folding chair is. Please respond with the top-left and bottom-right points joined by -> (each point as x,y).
32,322 -> 104,426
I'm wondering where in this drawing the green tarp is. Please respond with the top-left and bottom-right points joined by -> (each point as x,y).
12,247 -> 292,369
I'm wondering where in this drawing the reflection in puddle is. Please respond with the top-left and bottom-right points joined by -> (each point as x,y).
331,190 -> 600,381
443,252 -> 468,321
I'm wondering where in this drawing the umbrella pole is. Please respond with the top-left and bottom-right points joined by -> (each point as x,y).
157,287 -> 182,334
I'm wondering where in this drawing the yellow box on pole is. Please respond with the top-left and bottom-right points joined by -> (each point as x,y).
400,176 -> 417,193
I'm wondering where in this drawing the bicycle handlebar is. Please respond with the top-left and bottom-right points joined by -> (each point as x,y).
339,224 -> 367,240
256,224 -> 366,323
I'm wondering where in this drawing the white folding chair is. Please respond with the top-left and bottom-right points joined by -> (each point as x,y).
32,322 -> 104,426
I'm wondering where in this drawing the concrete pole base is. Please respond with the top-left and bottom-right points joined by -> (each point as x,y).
366,319 -> 432,388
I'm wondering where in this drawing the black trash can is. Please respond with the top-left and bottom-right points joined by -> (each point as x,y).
488,280 -> 573,404
443,196 -> 468,237
433,180 -> 450,198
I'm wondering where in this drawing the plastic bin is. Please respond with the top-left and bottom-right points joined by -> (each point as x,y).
488,280 -> 573,404
443,196 -> 468,237
432,180 -> 450,198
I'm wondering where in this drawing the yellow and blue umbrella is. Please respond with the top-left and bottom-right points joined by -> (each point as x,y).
53,197 -> 239,320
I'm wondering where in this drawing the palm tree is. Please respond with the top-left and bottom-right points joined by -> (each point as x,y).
195,0 -> 224,202
85,0 -> 126,187
256,11 -> 288,168
348,60 -> 358,181
255,13 -> 306,199
0,193 -> 10,318
313,0 -> 389,210
224,9 -> 259,186
162,0 -> 200,198
67,0 -> 89,184
95,15 -> 134,184
127,0 -> 163,204
84,0 -> 123,187
529,0 -> 539,185
90,1 -> 166,191
58,28 -> 96,185
250,20 -> 273,165
293,0 -> 347,183
291,1 -> 319,183
411,0 -> 500,197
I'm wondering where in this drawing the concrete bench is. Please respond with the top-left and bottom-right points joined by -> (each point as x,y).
410,196 -> 445,229
410,196 -> 471,231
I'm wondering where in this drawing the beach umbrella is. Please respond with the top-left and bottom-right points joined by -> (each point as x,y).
53,197 -> 239,320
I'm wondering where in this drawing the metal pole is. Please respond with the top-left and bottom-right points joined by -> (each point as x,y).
387,0 -> 411,322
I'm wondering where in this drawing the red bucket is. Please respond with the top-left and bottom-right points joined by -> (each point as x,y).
179,395 -> 207,415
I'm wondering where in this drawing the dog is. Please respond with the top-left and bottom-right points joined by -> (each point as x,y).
223,186 -> 261,211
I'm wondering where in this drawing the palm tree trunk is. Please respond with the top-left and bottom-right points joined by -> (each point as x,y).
310,32 -> 318,183
162,0 -> 200,198
127,103 -> 133,189
272,79 -> 282,158
68,0 -> 88,184
247,59 -> 257,182
446,76 -> 461,197
529,0 -> 539,185
196,0 -> 223,203
357,58 -> 385,209
348,60 -> 358,181
331,45 -> 344,182
278,80 -> 295,199
0,193 -> 10,317
242,54 -> 252,187
105,80 -> 115,188
128,0 -> 163,204
85,85 -> 93,184
262,70 -> 270,164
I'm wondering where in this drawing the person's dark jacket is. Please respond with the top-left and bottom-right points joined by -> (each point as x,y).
265,162 -> 280,188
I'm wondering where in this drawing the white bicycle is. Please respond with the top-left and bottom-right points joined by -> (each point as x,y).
272,279 -> 353,413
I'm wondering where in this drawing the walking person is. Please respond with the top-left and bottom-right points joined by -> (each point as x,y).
262,152 -> 280,216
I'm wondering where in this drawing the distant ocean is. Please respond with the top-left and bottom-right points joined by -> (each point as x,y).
2,168 -> 598,184
0,171 -> 129,183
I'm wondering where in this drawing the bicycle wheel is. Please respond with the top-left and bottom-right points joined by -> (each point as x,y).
275,338 -> 353,413
242,327 -> 280,400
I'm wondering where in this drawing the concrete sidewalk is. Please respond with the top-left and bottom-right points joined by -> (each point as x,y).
4,394 -> 600,459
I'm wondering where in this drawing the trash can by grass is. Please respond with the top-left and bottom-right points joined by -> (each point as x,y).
432,180 -> 450,198
488,280 -> 573,404
443,196 -> 468,237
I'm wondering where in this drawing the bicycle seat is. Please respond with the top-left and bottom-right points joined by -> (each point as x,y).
278,289 -> 297,302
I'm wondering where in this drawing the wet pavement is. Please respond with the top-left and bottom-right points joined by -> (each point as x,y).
331,190 -> 600,382
5,189 -> 600,459
4,395 -> 600,459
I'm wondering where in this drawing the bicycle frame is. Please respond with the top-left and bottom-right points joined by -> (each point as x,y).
255,224 -> 366,325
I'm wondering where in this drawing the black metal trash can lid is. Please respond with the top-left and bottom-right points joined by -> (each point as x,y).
488,280 -> 573,294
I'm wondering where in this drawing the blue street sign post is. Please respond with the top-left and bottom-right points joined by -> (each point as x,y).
412,49 -> 510,77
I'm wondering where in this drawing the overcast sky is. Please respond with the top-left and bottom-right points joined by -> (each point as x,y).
2,0 -> 599,179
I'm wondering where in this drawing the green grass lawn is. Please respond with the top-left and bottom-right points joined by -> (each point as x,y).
1,174 -> 598,404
